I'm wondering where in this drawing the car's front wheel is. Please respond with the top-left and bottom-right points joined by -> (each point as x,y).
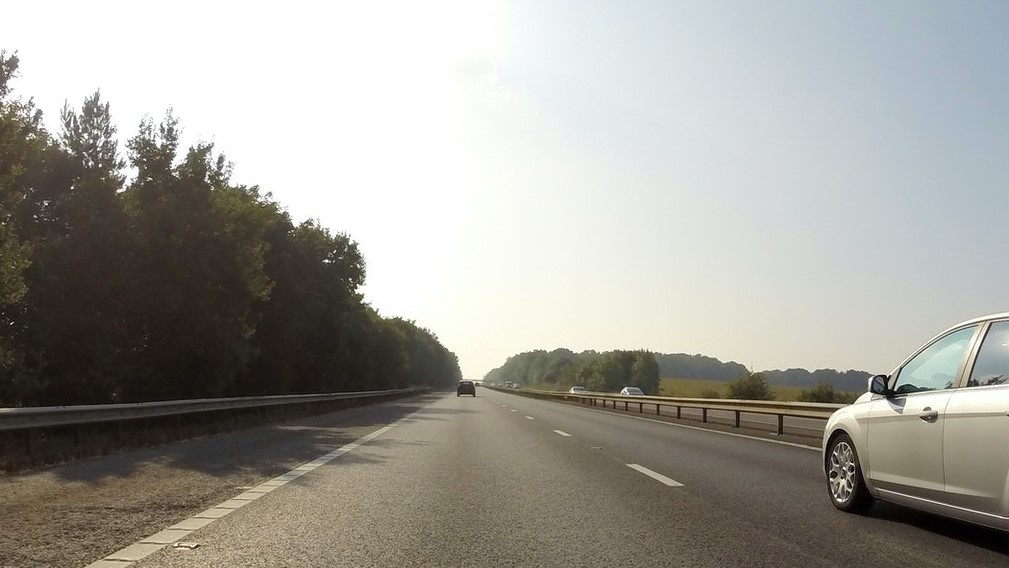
826,433 -> 873,513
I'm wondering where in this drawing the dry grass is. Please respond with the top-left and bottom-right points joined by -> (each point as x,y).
658,377 -> 809,401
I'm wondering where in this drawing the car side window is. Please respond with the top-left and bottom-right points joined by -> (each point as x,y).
966,321 -> 1009,388
892,326 -> 977,394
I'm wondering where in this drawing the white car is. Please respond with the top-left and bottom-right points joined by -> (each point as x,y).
619,386 -> 644,396
823,313 -> 1009,532
568,386 -> 587,394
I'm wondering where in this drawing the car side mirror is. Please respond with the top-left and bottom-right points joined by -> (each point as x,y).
869,374 -> 890,396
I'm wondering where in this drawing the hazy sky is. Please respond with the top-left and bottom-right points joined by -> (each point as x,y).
6,1 -> 1009,379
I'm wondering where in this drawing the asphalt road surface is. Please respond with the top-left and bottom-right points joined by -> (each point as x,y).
5,389 -> 1009,567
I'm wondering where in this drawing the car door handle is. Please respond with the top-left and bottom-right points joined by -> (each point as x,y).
919,408 -> 939,423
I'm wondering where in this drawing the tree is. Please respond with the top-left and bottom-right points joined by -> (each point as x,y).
0,52 -> 52,405
121,116 -> 274,401
387,318 -> 462,388
798,382 -> 835,403
0,53 -> 41,365
12,92 -> 134,404
630,351 -> 660,394
0,62 -> 463,406
726,372 -> 774,400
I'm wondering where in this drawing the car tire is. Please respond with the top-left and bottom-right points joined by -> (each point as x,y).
826,433 -> 873,513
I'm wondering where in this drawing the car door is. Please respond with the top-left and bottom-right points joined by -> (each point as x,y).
865,325 -> 979,502
943,320 -> 1009,517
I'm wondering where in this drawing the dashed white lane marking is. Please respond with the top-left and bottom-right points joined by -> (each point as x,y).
525,416 -> 535,420
553,430 -> 572,437
627,464 -> 684,487
510,409 -> 517,412
85,416 -> 413,567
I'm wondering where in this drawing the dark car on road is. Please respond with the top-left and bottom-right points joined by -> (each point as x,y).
457,380 -> 476,397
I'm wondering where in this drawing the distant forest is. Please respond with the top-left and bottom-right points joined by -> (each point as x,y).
485,349 -> 871,394
0,53 -> 461,407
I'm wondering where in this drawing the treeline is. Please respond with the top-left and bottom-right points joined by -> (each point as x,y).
656,353 -> 870,392
0,53 -> 460,406
488,349 -> 871,396
483,349 -> 660,394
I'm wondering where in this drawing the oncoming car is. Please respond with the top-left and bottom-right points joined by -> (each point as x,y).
568,385 -> 587,394
456,380 -> 476,397
619,386 -> 644,396
823,313 -> 1009,532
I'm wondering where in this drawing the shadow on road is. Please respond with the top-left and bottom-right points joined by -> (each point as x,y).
867,502 -> 1009,556
27,394 -> 443,484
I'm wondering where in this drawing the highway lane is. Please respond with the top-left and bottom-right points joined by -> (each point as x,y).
484,390 -> 1009,565
113,389 -> 1009,568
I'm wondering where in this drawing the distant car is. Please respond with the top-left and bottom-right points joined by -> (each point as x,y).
568,386 -> 587,394
823,312 -> 1009,533
620,386 -> 644,396
457,380 -> 476,397
513,382 -> 522,389
505,381 -> 514,388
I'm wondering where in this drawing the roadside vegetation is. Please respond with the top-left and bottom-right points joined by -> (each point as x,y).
0,52 -> 461,406
488,349 -> 865,403
484,349 -> 661,394
660,377 -> 859,403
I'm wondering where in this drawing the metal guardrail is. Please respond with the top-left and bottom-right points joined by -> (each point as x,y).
0,388 -> 417,433
486,386 -> 844,435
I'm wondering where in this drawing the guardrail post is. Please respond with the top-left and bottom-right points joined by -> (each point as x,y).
676,406 -> 681,419
639,402 -> 643,413
656,404 -> 661,416
624,401 -> 629,411
777,415 -> 784,435
702,408 -> 707,423
734,410 -> 740,428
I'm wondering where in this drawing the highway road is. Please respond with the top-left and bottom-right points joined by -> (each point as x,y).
3,389 -> 1009,567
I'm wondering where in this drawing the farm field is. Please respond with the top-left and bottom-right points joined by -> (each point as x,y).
659,377 -> 809,401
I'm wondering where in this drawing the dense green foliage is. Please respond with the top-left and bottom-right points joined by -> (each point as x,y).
656,353 -> 870,392
484,349 -> 661,394
0,53 -> 460,406
725,372 -> 774,400
492,348 -> 870,399
797,382 -> 859,404
654,353 -> 748,381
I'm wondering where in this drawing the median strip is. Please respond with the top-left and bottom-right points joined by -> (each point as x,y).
626,464 -> 684,487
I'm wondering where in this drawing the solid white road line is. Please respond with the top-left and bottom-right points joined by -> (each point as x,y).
626,464 -> 684,487
526,416 -> 535,420
553,430 -> 572,437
